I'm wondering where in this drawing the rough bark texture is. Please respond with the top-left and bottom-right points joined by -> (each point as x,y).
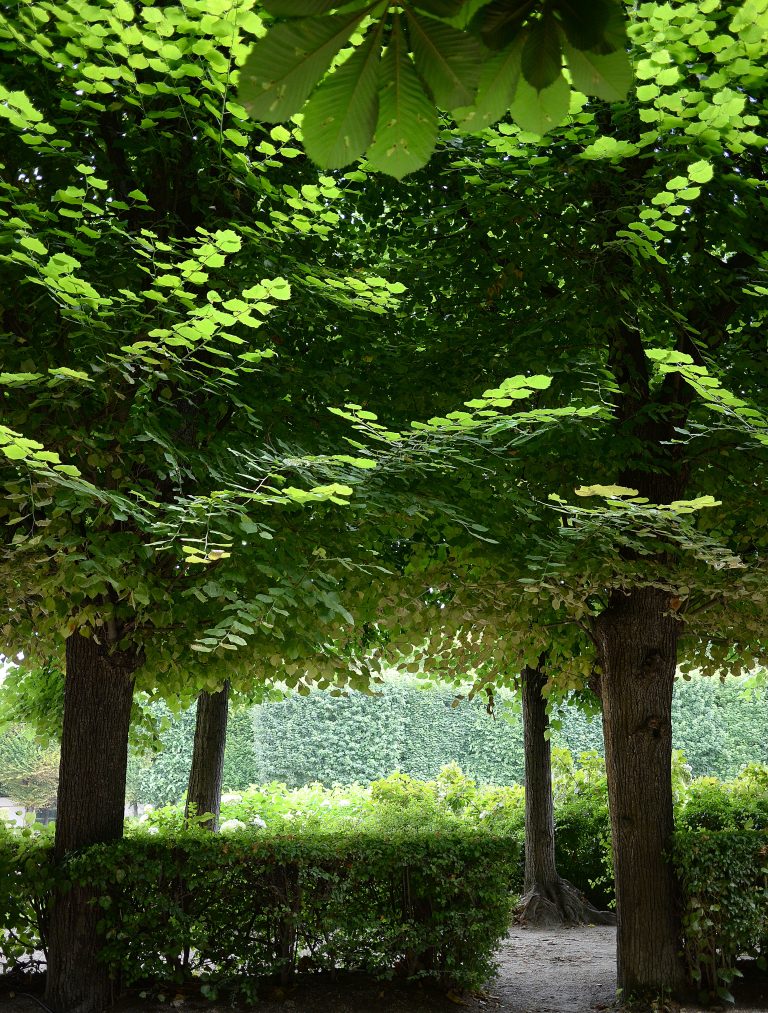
516,664 -> 615,928
185,680 -> 230,831
595,587 -> 687,999
45,631 -> 138,1013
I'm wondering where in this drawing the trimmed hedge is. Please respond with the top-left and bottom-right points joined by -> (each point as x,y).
0,823 -> 517,996
674,762 -> 768,1000
75,829 -> 517,995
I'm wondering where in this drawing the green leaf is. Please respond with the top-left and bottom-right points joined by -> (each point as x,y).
406,10 -> 483,110
562,39 -> 632,102
19,236 -> 48,256
414,0 -> 465,16
302,25 -> 382,169
575,484 -> 640,498
509,72 -> 569,134
238,10 -> 368,122
455,36 -> 523,132
366,15 -> 438,179
688,160 -> 714,183
521,13 -> 562,91
471,0 -> 533,52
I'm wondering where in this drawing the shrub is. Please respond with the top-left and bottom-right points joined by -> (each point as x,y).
79,827 -> 517,996
0,803 -> 519,996
0,819 -> 54,972
675,828 -> 768,1002
674,764 -> 768,1001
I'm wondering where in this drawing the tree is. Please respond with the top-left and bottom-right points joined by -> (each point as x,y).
271,0 -> 768,995
0,3 -> 408,1007
185,682 -> 230,830
517,660 -> 613,926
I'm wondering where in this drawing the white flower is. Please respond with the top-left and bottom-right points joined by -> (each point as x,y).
147,826 -> 160,835
220,818 -> 246,832
250,816 -> 267,829
221,793 -> 242,804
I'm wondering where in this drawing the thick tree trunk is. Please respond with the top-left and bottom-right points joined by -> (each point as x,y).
516,663 -> 615,927
595,587 -> 687,999
185,680 -> 229,831
45,631 -> 138,1013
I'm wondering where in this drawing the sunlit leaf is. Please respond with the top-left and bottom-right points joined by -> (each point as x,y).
509,71 -> 569,133
455,35 -> 524,132
563,39 -> 632,102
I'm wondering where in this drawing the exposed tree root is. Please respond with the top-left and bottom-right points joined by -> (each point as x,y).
515,877 -> 616,928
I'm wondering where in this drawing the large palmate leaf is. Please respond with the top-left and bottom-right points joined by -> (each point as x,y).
238,9 -> 369,121
366,15 -> 438,179
563,39 -> 632,103
455,35 -> 524,132
554,0 -> 616,51
237,0 -> 633,174
414,0 -> 466,16
406,10 -> 484,110
471,0 -> 535,50
302,26 -> 383,169
261,0 -> 348,13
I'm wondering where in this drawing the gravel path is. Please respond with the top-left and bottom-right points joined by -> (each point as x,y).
2,926 -> 766,1012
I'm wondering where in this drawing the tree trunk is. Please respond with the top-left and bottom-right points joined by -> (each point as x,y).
595,586 -> 687,999
185,680 -> 229,831
45,631 -> 138,1013
516,662 -> 615,927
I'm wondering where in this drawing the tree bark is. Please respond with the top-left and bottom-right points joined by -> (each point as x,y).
45,630 -> 139,1013
516,662 -> 615,927
595,587 -> 687,999
185,680 -> 230,831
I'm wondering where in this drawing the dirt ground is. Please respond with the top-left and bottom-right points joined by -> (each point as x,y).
2,926 -> 767,1013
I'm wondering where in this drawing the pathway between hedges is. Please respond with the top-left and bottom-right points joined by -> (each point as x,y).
2,926 -> 767,1013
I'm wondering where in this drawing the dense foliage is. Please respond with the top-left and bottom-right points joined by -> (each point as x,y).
2,0 -> 768,1001
5,674 -> 764,811
1,769 -> 523,995
125,706 -> 258,809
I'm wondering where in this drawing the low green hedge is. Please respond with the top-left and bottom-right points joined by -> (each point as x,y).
0,786 -> 519,998
72,829 -> 516,995
674,763 -> 768,1001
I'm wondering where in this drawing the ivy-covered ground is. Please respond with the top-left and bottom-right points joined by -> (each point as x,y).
3,927 -> 767,1012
